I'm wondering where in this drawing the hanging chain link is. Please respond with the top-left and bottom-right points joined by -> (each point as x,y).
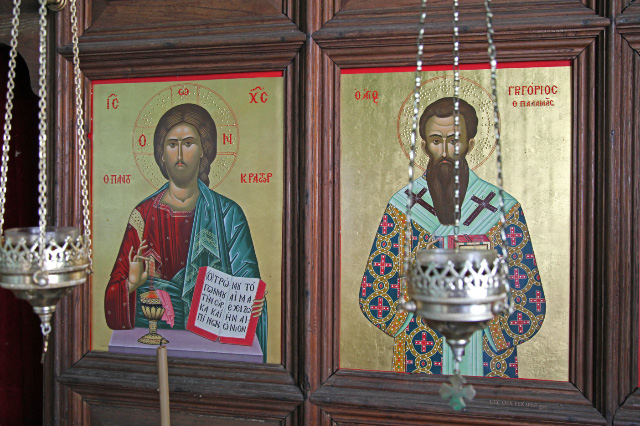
40,320 -> 51,363
0,0 -> 22,236
36,0 -> 49,279
451,3 -> 462,375
452,0 -> 461,243
484,0 -> 509,281
404,0 -> 428,286
70,0 -> 92,268
407,0 -> 507,271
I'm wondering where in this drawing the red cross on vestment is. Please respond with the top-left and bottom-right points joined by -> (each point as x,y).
530,290 -> 546,312
373,255 -> 393,275
390,281 -> 401,298
379,215 -> 394,235
370,297 -> 390,318
414,332 -> 434,353
506,226 -> 523,246
510,313 -> 531,333
508,357 -> 518,375
361,276 -> 373,297
525,253 -> 536,266
509,268 -> 527,289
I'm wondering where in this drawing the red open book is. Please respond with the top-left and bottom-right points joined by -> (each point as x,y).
186,266 -> 266,346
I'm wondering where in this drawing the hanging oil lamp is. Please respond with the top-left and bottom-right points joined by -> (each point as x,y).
0,0 -> 92,361
400,0 -> 512,410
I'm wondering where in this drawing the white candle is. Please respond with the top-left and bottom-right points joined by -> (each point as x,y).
157,345 -> 170,426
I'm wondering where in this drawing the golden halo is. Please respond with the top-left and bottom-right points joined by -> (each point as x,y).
132,83 -> 239,190
396,75 -> 499,172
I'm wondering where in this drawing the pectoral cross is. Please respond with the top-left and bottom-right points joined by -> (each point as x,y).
405,188 -> 436,216
440,374 -> 476,411
463,192 -> 498,226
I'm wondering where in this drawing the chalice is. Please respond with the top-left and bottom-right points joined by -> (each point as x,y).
137,290 -> 169,345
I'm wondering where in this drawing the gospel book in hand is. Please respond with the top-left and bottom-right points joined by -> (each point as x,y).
186,266 -> 266,346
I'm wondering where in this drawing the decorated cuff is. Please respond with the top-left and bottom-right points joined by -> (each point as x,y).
386,308 -> 409,336
488,317 -> 509,351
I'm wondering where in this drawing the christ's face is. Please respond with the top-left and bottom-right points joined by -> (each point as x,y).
162,123 -> 203,187
422,115 -> 475,162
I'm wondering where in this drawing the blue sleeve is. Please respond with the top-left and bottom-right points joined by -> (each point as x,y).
487,205 -> 545,352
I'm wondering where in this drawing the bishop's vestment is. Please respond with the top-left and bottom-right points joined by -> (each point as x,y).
359,170 -> 545,378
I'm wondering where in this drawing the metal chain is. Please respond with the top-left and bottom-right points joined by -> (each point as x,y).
452,0 -> 461,243
40,321 -> 51,363
70,0 -> 92,266
0,0 -> 22,235
404,0 -> 428,285
484,0 -> 509,276
36,0 -> 49,277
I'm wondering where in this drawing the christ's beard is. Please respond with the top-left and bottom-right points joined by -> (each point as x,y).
166,161 -> 199,188
425,157 -> 470,225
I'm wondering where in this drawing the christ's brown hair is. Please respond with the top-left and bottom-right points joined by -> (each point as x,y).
153,103 -> 217,186
419,97 -> 478,143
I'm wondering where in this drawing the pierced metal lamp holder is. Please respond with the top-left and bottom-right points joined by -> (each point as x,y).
400,0 -> 512,410
0,0 -> 92,362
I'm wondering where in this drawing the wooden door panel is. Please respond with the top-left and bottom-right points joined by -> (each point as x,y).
88,0 -> 284,32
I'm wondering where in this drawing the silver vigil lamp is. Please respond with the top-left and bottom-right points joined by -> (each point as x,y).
402,0 -> 509,411
0,0 -> 92,361
0,227 -> 91,359
400,248 -> 511,410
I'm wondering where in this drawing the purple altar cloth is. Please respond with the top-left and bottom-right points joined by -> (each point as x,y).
108,328 -> 263,363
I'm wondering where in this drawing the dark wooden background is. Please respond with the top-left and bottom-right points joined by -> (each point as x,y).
1,0 -> 639,425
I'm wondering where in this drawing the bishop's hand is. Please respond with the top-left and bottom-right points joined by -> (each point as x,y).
425,235 -> 438,249
128,240 -> 150,293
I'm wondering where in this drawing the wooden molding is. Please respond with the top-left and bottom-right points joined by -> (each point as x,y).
49,2 -> 307,425
614,388 -> 640,426
58,352 -> 303,422
303,1 -> 636,425
45,0 -> 640,425
312,0 -> 609,67
57,17 -> 305,78
312,370 -> 605,425
0,0 -> 42,93
43,4 -> 93,426
598,6 -> 640,421
54,0 -> 305,79
301,43 -> 340,426
616,2 -> 640,51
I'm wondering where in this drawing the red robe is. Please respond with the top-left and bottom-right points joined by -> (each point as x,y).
104,191 -> 193,330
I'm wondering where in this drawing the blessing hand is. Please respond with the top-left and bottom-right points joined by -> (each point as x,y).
128,239 -> 150,293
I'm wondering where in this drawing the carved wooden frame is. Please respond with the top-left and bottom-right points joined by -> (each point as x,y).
304,1 -> 638,425
611,0 -> 640,423
48,1 -> 306,425
44,0 -> 640,425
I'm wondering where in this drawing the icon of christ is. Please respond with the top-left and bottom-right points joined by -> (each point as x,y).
104,103 -> 267,360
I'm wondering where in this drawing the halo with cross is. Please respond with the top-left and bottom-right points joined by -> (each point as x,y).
132,83 -> 239,190
396,75 -> 499,173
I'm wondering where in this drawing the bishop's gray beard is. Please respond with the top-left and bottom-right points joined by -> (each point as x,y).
425,157 -> 470,225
